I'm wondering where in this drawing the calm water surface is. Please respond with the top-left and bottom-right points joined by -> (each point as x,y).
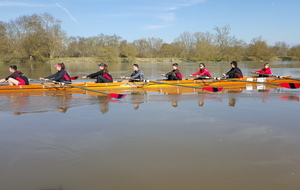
0,61 -> 300,190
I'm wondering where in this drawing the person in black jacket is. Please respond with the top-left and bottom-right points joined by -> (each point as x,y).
223,61 -> 243,78
82,64 -> 113,83
40,63 -> 72,83
0,65 -> 29,85
161,63 -> 183,80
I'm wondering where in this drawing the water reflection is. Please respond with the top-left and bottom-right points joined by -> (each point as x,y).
0,91 -> 86,115
130,91 -> 147,110
0,85 -> 299,115
96,96 -> 113,114
280,95 -> 300,101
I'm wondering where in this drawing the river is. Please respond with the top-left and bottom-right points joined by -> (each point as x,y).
0,61 -> 300,190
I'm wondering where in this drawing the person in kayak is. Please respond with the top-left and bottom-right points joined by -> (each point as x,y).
39,63 -> 72,83
0,65 -> 29,85
82,63 -> 113,83
223,61 -> 243,78
162,63 -> 183,80
251,63 -> 272,77
189,63 -> 212,79
121,64 -> 144,82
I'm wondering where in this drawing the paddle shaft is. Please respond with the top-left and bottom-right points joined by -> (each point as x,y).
218,78 -> 280,86
148,80 -> 210,89
64,83 -> 110,95
255,73 -> 300,82
63,83 -> 127,99
147,80 -> 223,91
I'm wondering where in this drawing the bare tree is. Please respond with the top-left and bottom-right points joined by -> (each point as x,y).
213,25 -> 245,61
272,41 -> 289,58
193,32 -> 217,61
288,45 -> 300,60
2,13 -> 66,62
246,36 -> 275,61
147,37 -> 163,58
173,31 -> 195,58
133,38 -> 151,58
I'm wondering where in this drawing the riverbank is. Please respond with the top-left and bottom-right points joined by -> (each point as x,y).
46,57 -> 185,64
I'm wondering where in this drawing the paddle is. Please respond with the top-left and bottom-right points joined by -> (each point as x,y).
252,74 -> 300,89
30,76 -> 79,82
255,73 -> 300,82
146,80 -> 223,92
215,77 -> 281,86
217,76 -> 300,89
279,83 -> 300,89
62,83 -> 127,99
70,76 -> 79,80
64,83 -> 127,99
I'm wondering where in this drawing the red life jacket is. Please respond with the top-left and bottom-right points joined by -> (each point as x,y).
103,73 -> 113,80
175,69 -> 182,79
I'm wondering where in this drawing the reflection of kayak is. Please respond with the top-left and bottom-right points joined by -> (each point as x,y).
0,76 -> 298,92
280,95 -> 300,101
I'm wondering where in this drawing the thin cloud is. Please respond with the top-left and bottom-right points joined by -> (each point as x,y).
163,0 -> 206,11
136,0 -> 205,11
155,13 -> 176,22
137,0 -> 205,30
56,3 -> 79,24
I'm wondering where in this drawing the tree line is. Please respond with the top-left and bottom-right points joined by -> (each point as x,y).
1,13 -> 300,64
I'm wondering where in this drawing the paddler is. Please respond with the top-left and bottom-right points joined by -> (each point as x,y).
82,63 -> 113,83
251,63 -> 272,77
161,63 -> 183,80
39,63 -> 72,83
223,61 -> 243,78
0,65 -> 29,85
189,63 -> 212,79
120,64 -> 144,82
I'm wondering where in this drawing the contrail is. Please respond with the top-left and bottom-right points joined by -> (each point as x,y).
56,3 -> 79,24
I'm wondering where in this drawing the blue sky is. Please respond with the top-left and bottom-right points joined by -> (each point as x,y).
0,0 -> 299,46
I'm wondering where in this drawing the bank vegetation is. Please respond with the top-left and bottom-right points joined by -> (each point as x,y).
1,13 -> 300,64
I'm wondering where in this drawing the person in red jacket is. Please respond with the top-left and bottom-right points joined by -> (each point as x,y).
252,63 -> 272,77
40,63 -> 72,83
189,63 -> 212,79
0,65 -> 29,85
82,63 -> 113,83
161,63 -> 182,80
